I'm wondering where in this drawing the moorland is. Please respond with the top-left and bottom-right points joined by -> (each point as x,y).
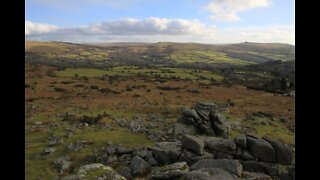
25,41 -> 295,179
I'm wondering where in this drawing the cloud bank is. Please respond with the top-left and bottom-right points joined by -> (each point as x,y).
25,18 -> 294,44
205,0 -> 271,22
25,18 -> 216,42
25,21 -> 60,35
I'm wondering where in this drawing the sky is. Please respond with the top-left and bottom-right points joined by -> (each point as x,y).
25,0 -> 295,44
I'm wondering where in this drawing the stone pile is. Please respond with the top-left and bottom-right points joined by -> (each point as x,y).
174,102 -> 230,138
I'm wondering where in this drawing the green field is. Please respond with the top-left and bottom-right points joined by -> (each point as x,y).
55,66 -> 224,82
167,50 -> 255,65
247,51 -> 293,61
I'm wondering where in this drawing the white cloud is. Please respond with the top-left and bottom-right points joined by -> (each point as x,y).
79,17 -> 211,36
25,18 -> 215,41
205,0 -> 271,22
25,21 -> 59,35
214,24 -> 295,44
25,18 -> 294,45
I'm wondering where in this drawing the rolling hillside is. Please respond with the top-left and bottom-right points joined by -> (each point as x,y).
25,41 -> 294,68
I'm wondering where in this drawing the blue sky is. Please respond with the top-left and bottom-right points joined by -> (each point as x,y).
25,0 -> 295,44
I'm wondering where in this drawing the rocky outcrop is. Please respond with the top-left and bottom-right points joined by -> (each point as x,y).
241,171 -> 272,180
48,135 -> 63,146
209,111 -> 230,138
147,162 -> 189,179
180,168 -> 236,180
246,135 -> 276,162
62,103 -> 294,180
66,132 -> 293,180
205,138 -> 237,155
234,135 -> 247,149
181,135 -> 205,155
173,123 -> 197,135
264,137 -> 293,165
190,159 -> 243,176
241,160 -> 278,177
52,156 -> 71,175
62,163 -> 126,180
178,149 -> 214,165
149,142 -> 182,164
176,102 -> 230,137
130,155 -> 152,175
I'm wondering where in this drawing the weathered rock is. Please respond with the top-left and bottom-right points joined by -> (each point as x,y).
129,120 -> 145,133
196,109 -> 210,122
193,102 -> 218,112
48,136 -> 63,146
179,105 -> 215,136
115,165 -> 132,179
173,123 -> 198,135
241,150 -> 255,160
34,121 -> 42,125
205,139 -> 236,155
209,112 -> 230,137
236,148 -> 255,160
67,140 -> 87,152
241,160 -> 278,177
147,156 -> 159,166
105,155 -> 118,164
149,142 -> 182,164
197,123 -> 215,136
246,135 -> 275,162
198,136 -> 222,142
241,171 -> 272,180
167,127 -> 174,135
191,159 -> 243,176
264,137 -> 293,165
116,147 -> 133,155
104,146 -> 116,155
180,168 -> 236,180
181,135 -> 205,155
118,154 -> 133,165
181,108 -> 201,122
149,147 -> 172,164
234,135 -> 247,149
215,152 -> 234,159
178,149 -> 214,165
44,147 -> 56,154
62,163 -> 126,180
130,155 -> 151,175
52,156 -> 71,175
147,162 -> 189,179
134,149 -> 151,159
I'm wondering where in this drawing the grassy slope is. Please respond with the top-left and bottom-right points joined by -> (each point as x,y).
25,112 -> 154,180
167,50 -> 254,65
26,41 -> 109,61
55,66 -> 224,82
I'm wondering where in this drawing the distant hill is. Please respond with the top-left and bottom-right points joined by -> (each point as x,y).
25,41 -> 295,68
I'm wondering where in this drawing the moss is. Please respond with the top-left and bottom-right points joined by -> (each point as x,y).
224,114 -> 294,145
82,167 -> 107,179
253,124 -> 294,145
25,110 -> 154,180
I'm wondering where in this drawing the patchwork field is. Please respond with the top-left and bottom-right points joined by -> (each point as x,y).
25,41 -> 294,67
167,50 -> 255,65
